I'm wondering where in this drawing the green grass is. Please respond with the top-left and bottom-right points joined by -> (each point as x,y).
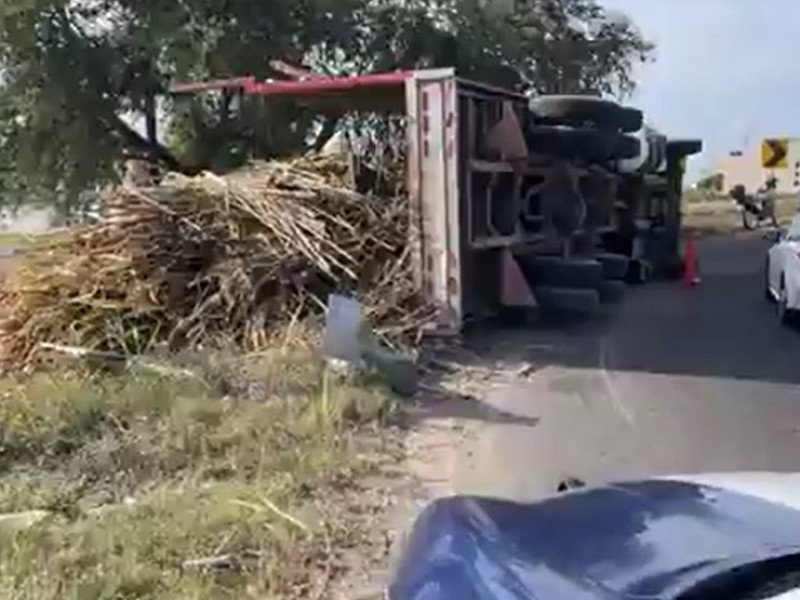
681,188 -> 718,204
0,228 -> 74,250
0,232 -> 37,248
0,352 -> 393,599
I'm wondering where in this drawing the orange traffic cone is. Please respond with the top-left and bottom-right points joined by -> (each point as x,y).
682,238 -> 701,287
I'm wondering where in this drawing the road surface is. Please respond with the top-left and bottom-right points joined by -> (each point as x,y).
415,234 -> 800,502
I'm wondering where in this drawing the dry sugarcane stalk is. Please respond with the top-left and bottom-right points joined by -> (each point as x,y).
0,152 -> 429,371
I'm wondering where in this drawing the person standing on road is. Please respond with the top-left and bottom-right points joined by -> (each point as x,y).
758,174 -> 779,227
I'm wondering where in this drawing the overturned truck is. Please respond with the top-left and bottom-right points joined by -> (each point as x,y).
171,68 -> 702,336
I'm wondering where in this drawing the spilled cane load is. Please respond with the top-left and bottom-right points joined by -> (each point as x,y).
0,154 -> 431,370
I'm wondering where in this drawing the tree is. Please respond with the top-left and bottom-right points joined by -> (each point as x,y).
0,0 -> 653,212
506,0 -> 653,95
696,173 -> 723,194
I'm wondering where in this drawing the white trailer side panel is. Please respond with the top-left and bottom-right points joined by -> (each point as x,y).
406,69 -> 462,334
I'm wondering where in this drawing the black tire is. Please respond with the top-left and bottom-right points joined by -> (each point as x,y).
626,258 -> 652,284
595,253 -> 630,280
534,286 -> 601,315
778,279 -> 795,326
765,258 -> 775,302
742,209 -> 757,231
643,130 -> 668,172
614,134 -> 641,160
529,95 -> 643,133
526,125 -> 640,161
516,255 -> 604,289
598,280 -> 626,303
532,125 -> 641,160
666,139 -> 703,158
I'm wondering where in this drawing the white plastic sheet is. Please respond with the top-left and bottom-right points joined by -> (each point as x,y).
322,294 -> 364,363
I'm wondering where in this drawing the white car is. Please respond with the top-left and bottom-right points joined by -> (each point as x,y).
766,215 -> 800,325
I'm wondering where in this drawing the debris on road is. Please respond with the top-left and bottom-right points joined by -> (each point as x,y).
322,293 -> 420,396
363,342 -> 419,397
0,154 -> 433,370
515,362 -> 539,378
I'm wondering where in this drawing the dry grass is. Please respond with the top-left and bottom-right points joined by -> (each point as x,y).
0,349 -> 396,599
683,195 -> 798,238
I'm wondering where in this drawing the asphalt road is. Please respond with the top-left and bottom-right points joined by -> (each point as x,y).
443,234 -> 800,501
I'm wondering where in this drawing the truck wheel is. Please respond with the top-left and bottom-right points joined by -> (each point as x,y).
778,280 -> 795,326
741,208 -> 757,231
526,125 -> 640,161
613,134 -> 641,160
517,255 -> 604,289
595,253 -> 630,280
764,258 -> 774,302
534,286 -> 601,315
529,95 -> 644,133
598,280 -> 626,303
666,139 -> 703,157
645,130 -> 668,171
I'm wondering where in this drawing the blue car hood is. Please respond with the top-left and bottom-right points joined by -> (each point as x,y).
389,480 -> 800,600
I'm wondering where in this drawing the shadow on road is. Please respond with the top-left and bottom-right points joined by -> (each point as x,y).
448,235 -> 800,387
403,374 -> 541,430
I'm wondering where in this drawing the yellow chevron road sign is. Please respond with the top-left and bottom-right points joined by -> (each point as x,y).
761,138 -> 789,168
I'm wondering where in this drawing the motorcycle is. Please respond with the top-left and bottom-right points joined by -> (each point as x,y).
729,181 -> 778,231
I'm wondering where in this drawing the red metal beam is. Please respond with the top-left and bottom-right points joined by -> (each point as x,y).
169,71 -> 412,97
169,76 -> 256,94
244,71 -> 411,97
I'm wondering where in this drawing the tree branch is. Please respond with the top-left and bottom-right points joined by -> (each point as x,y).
107,114 -> 185,172
313,115 -> 340,152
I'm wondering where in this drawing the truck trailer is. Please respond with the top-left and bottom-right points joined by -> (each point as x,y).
170,68 -> 702,335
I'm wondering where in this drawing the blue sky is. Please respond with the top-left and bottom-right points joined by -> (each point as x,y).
600,0 -> 800,181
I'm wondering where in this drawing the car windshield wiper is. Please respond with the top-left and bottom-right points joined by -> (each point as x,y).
679,553 -> 800,600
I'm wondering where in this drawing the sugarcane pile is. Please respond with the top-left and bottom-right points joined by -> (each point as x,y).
0,154 -> 431,370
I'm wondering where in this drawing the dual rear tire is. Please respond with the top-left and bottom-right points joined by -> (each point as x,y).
526,95 -> 643,163
515,253 -> 630,317
515,96 -> 642,317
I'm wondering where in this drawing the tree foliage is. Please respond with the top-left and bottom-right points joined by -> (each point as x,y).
696,172 -> 723,193
0,0 -> 653,211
